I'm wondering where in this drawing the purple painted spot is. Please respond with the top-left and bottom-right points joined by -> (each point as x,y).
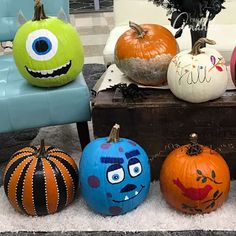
106,192 -> 112,198
88,176 -> 100,188
101,143 -> 111,149
109,206 -> 123,215
118,147 -> 124,152
128,141 -> 137,146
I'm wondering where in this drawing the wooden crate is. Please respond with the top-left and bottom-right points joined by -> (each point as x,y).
92,89 -> 236,180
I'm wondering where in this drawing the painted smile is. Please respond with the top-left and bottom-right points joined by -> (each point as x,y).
25,60 -> 72,79
112,185 -> 144,203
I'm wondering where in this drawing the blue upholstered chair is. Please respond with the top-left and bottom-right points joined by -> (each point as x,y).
0,0 -> 91,151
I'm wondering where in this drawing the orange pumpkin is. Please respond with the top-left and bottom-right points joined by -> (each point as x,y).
114,21 -> 179,86
160,133 -> 230,214
3,140 -> 78,216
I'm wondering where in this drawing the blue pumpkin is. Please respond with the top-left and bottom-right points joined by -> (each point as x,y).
79,124 -> 151,216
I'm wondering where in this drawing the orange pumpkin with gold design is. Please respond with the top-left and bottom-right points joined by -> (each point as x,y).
114,21 -> 179,86
160,133 -> 230,214
3,140 -> 78,216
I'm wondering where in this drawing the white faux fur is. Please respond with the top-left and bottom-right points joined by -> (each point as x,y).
1,124 -> 236,232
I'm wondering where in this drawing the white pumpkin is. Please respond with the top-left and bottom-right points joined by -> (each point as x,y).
167,38 -> 228,103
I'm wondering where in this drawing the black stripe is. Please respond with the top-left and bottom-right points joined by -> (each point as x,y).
48,160 -> 67,212
11,151 -> 33,159
33,158 -> 48,216
29,146 -> 38,152
50,155 -> 78,195
16,160 -> 33,214
4,154 -> 33,196
46,146 -> 57,152
48,150 -> 69,156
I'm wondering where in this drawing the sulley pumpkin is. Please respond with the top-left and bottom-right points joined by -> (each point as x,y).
114,21 -> 179,86
79,124 -> 151,216
167,38 -> 228,103
3,140 -> 78,216
13,0 -> 84,87
160,133 -> 230,214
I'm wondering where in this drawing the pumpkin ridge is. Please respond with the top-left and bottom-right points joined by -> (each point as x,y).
42,159 -> 60,214
49,155 -> 78,194
49,157 -> 74,206
4,153 -> 35,178
33,158 -> 48,216
6,157 -> 34,213
22,158 -> 38,216
48,152 -> 78,170
16,160 -> 33,215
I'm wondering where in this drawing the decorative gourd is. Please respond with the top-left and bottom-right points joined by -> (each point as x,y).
230,47 -> 236,86
114,21 -> 179,86
167,38 -> 228,103
79,124 -> 151,216
13,0 -> 84,87
160,133 -> 230,214
3,140 -> 78,216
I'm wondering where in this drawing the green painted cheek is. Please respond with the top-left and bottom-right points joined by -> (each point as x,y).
13,18 -> 84,87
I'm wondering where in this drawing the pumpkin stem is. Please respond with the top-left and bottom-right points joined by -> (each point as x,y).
107,124 -> 120,143
189,38 -> 216,56
129,21 -> 146,38
186,133 -> 202,156
33,0 -> 48,21
38,139 -> 46,158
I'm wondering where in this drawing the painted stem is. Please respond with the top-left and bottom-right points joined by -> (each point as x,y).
189,38 -> 216,56
38,139 -> 46,158
129,21 -> 146,38
33,0 -> 48,21
186,133 -> 203,156
107,124 -> 120,143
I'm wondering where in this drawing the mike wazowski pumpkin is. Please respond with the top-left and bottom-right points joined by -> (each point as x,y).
13,0 -> 84,87
79,124 -> 151,216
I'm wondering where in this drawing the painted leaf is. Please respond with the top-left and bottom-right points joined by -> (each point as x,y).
210,55 -> 216,65
202,177 -> 207,183
197,169 -> 202,175
196,176 -> 201,181
210,202 -> 215,208
213,190 -> 219,198
211,170 -> 216,179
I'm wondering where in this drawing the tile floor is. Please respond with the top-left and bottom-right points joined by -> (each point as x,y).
0,12 -> 114,64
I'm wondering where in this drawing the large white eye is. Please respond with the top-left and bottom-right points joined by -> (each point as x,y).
26,29 -> 58,61
107,164 -> 125,184
128,158 -> 142,178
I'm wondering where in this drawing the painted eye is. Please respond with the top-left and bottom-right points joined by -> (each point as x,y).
128,158 -> 142,178
26,29 -> 58,61
107,164 -> 125,184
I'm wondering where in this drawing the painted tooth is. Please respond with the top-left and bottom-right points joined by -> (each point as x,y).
124,196 -> 129,201
41,71 -> 48,75
135,191 -> 138,195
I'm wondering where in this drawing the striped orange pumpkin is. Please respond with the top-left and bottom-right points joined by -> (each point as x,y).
3,140 -> 78,216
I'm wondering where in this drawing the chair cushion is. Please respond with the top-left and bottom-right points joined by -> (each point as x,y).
0,54 -> 91,133
103,24 -> 236,65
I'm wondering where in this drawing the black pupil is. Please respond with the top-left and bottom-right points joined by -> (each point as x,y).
35,40 -> 49,53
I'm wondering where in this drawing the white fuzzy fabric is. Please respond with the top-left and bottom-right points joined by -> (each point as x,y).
1,124 -> 236,232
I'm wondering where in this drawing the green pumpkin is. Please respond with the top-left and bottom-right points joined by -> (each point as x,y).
13,1 -> 84,87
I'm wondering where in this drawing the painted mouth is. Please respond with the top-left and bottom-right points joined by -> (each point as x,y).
112,185 -> 144,203
25,60 -> 72,79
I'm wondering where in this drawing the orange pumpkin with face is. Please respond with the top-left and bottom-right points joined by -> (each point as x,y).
160,133 -> 230,214
114,21 -> 179,86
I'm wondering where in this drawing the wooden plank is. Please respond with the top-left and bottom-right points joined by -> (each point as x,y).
92,89 -> 236,180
